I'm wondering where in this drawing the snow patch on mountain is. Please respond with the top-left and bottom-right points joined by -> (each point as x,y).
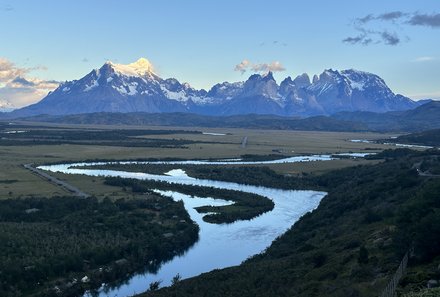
160,85 -> 187,102
348,81 -> 365,91
84,80 -> 99,92
190,95 -> 215,104
113,82 -> 138,96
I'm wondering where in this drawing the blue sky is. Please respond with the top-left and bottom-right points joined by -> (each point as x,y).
1,0 -> 439,107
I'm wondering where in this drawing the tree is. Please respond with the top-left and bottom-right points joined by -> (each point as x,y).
171,273 -> 181,286
148,280 -> 161,291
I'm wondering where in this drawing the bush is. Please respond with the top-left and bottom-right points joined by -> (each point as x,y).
358,246 -> 369,264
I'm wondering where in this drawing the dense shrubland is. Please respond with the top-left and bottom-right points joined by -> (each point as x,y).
143,149 -> 440,297
0,195 -> 198,297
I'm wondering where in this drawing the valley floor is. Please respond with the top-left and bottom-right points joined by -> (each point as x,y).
1,121 -> 437,296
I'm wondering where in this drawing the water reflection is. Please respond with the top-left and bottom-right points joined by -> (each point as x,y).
37,157 -> 333,297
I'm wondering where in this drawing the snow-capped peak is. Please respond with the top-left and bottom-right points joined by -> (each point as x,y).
106,58 -> 155,77
311,69 -> 387,92
340,69 -> 388,91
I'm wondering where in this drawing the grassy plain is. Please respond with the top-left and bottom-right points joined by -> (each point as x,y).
0,121 -> 398,199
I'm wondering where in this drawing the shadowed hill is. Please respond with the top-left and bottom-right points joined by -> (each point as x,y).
140,149 -> 440,297
2,101 -> 438,132
9,112 -> 368,132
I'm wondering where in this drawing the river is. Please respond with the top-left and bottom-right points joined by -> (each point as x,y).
37,154 -> 366,297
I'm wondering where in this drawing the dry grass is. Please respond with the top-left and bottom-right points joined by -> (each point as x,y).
0,124 -> 399,199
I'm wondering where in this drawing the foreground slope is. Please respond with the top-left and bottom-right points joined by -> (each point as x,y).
142,150 -> 440,297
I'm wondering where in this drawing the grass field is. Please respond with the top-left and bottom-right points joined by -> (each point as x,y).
0,121 -> 400,199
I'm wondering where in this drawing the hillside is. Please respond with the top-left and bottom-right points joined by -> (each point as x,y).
13,112 -> 368,132
393,129 -> 440,146
141,149 -> 440,297
7,100 -> 439,132
332,101 -> 440,132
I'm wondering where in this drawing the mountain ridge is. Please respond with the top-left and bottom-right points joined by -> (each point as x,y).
8,58 -> 426,117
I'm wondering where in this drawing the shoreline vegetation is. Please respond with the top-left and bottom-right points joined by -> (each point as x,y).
104,177 -> 275,224
140,149 -> 440,297
1,120 -> 439,297
0,193 -> 199,297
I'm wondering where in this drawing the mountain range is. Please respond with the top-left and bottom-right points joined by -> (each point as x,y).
8,58 -> 425,117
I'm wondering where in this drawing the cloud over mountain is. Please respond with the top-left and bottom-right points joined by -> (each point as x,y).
0,57 -> 59,107
234,60 -> 251,74
234,60 -> 286,74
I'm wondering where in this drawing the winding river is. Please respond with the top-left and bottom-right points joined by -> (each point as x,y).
38,154 -> 367,297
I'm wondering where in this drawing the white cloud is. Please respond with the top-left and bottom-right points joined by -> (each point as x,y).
0,57 -> 59,107
234,59 -> 286,74
251,61 -> 286,73
412,56 -> 436,62
0,58 -> 27,83
234,59 -> 251,74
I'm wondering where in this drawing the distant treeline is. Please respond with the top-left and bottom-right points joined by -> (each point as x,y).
0,128 -> 204,147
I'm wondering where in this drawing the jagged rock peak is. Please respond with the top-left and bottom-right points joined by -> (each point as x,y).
293,73 -> 311,88
10,61 -> 422,118
263,71 -> 275,81
319,69 -> 341,81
